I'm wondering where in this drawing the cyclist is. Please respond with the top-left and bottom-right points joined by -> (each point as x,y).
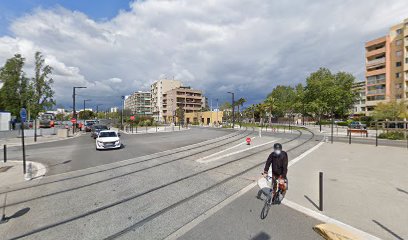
262,143 -> 288,201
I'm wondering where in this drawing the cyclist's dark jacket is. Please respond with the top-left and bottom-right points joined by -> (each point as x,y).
263,151 -> 288,178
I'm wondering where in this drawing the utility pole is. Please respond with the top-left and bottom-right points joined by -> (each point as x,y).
72,86 -> 87,132
121,96 -> 125,130
227,92 -> 235,129
83,99 -> 91,120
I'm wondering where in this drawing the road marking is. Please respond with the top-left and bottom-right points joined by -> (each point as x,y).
164,182 -> 258,240
196,137 -> 256,162
281,200 -> 380,240
288,141 -> 325,167
197,139 -> 278,163
168,140 -> 379,240
26,130 -> 246,181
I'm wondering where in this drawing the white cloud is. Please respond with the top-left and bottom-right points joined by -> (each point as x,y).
1,0 -> 408,108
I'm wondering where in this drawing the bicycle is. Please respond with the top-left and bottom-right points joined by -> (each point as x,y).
257,174 -> 286,219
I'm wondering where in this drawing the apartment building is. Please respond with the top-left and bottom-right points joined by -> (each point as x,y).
162,86 -> 203,123
151,79 -> 182,122
351,81 -> 366,115
124,91 -> 152,115
365,18 -> 408,114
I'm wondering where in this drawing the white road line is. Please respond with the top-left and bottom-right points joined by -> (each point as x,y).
197,139 -> 278,163
281,199 -> 381,240
164,182 -> 258,240
196,137 -> 256,162
169,140 -> 380,240
288,141 -> 325,167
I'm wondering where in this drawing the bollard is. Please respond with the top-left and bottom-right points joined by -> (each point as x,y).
375,124 -> 378,147
246,137 -> 251,145
156,124 -> 158,132
146,126 -> 148,133
319,172 -> 323,211
3,145 -> 6,163
348,130 -> 351,144
24,162 -> 33,180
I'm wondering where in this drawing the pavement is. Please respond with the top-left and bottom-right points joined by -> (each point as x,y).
0,161 -> 46,188
286,141 -> 408,240
121,125 -> 189,135
0,130 -> 81,148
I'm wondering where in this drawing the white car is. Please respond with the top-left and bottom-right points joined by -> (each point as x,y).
95,130 -> 122,150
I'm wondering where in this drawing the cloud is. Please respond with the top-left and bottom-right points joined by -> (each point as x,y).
1,0 -> 408,109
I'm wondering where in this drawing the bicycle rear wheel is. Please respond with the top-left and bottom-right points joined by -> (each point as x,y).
260,198 -> 271,219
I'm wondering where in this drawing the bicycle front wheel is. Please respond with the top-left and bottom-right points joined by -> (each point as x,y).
260,198 -> 271,219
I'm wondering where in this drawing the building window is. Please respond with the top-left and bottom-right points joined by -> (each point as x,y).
396,72 -> 401,78
405,58 -> 408,64
396,61 -> 402,67
396,51 -> 402,57
396,28 -> 403,35
396,39 -> 403,45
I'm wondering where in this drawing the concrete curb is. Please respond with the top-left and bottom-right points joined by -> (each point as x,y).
0,131 -> 83,148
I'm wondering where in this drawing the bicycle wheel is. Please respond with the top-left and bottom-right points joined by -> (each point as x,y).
260,198 -> 271,219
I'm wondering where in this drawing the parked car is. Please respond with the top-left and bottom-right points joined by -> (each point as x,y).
91,125 -> 109,139
95,130 -> 121,150
349,121 -> 366,129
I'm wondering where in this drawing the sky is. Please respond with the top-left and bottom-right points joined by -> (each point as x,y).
0,0 -> 408,110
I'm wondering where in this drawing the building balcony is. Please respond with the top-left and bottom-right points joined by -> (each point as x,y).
367,89 -> 385,95
366,57 -> 386,67
366,68 -> 386,77
366,47 -> 386,58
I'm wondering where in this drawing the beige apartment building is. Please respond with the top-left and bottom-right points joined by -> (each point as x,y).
365,18 -> 408,114
162,86 -> 203,123
150,79 -> 182,122
124,91 -> 152,115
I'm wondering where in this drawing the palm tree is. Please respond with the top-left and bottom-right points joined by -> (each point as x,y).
263,96 -> 276,124
235,97 -> 246,124
256,103 -> 267,125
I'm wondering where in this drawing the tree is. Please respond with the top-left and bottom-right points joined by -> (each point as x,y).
55,113 -> 65,121
235,97 -> 246,124
263,96 -> 276,123
176,104 -> 185,124
30,52 -> 55,118
372,100 -> 408,121
79,110 -> 95,119
267,85 -> 296,118
293,83 -> 306,124
0,54 -> 31,118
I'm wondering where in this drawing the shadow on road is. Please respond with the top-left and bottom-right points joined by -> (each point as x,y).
304,195 -> 319,210
4,207 -> 31,222
396,187 -> 408,195
372,220 -> 404,240
251,232 -> 271,240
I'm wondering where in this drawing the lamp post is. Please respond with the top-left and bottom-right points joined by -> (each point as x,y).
83,99 -> 91,120
227,92 -> 235,129
121,96 -> 125,130
72,86 -> 87,132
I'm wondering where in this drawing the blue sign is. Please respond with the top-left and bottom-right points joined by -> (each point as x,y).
20,108 -> 27,122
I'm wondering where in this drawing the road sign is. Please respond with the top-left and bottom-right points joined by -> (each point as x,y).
130,116 -> 135,121
71,118 -> 77,124
20,108 -> 27,122
246,137 -> 251,145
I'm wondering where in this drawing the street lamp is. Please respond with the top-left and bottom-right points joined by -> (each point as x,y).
121,96 -> 125,130
96,104 -> 103,114
83,99 -> 91,120
72,86 -> 87,132
227,92 -> 235,129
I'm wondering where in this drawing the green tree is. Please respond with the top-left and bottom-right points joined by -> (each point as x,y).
55,113 -> 65,121
372,100 -> 408,120
293,83 -> 306,124
267,85 -> 296,118
30,52 -> 55,117
176,104 -> 185,124
79,110 -> 95,119
0,54 -> 31,118
263,96 -> 277,123
235,97 -> 246,124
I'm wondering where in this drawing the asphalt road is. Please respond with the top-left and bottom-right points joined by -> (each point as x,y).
179,187 -> 321,240
0,128 -> 322,240
6,127 -> 234,176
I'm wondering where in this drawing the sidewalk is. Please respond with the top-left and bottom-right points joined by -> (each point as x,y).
121,126 -> 190,135
0,131 -> 82,148
0,161 -> 46,188
286,142 -> 408,240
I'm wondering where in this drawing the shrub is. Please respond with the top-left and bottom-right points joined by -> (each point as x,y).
378,131 -> 406,140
